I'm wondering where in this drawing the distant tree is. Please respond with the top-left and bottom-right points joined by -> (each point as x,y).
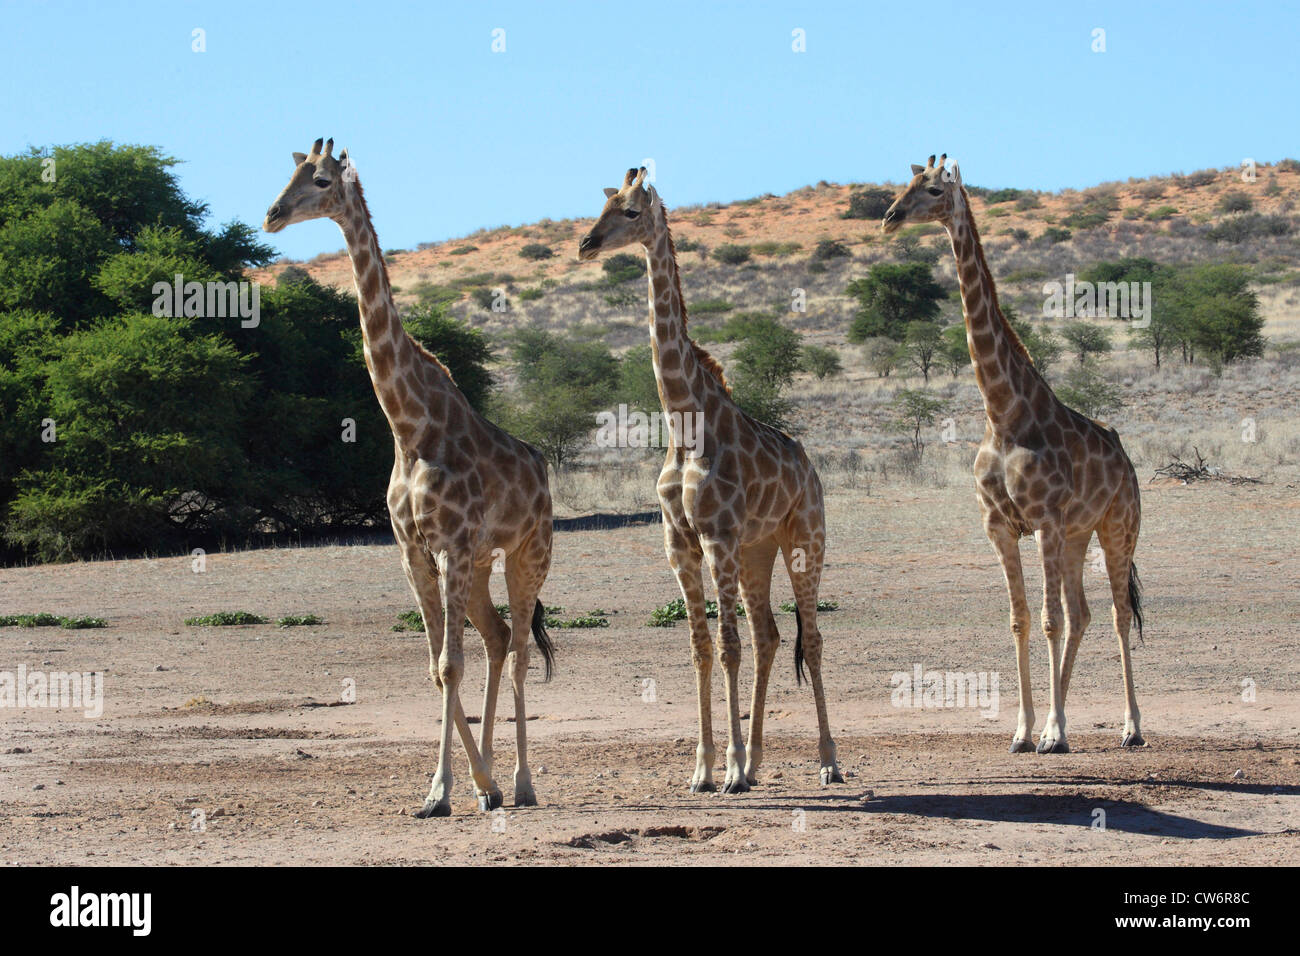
846,262 -> 945,342
601,252 -> 646,284
518,243 -> 553,260
1172,264 -> 1264,367
713,244 -> 752,265
500,329 -> 620,468
940,324 -> 969,377
862,335 -> 904,377
899,320 -> 945,383
842,187 -> 896,220
731,316 -> 801,391
889,389 -> 947,461
800,345 -> 843,380
812,239 -> 851,261
1061,321 -> 1114,364
1054,361 -> 1125,419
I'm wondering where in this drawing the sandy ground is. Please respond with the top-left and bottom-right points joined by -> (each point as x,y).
2,481 -> 1298,865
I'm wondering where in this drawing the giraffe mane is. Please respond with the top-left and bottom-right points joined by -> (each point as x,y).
352,177 -> 459,386
661,209 -> 731,393
961,186 -> 1035,368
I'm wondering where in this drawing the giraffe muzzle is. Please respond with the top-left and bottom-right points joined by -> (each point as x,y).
577,233 -> 601,259
882,207 -> 904,233
264,204 -> 286,233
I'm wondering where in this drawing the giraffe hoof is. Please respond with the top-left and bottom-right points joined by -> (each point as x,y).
820,767 -> 844,785
477,790 -> 504,812
689,780 -> 717,794
722,778 -> 751,794
514,787 -> 538,807
1036,738 -> 1069,754
414,798 -> 451,819
1120,733 -> 1146,748
1008,738 -> 1036,753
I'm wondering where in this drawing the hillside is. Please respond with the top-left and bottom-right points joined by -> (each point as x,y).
255,160 -> 1300,517
256,159 -> 1300,341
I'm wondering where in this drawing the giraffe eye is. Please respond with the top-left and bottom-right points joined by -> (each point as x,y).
624,209 -> 640,219
926,187 -> 943,197
314,177 -> 331,189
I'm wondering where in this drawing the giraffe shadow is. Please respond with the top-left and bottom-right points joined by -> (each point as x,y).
552,510 -> 661,532
848,791 -> 1264,839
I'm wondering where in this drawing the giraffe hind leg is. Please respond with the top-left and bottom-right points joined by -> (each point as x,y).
1100,511 -> 1144,748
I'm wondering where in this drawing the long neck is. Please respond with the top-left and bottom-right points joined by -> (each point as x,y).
335,182 -> 462,450
945,194 -> 1041,429
642,218 -> 726,423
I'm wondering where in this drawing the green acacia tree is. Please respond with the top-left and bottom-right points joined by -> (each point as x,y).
846,262 -> 945,342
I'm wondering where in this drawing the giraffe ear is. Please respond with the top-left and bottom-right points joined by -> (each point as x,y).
603,187 -> 618,199
293,152 -> 308,166
646,184 -> 664,220
910,164 -> 925,176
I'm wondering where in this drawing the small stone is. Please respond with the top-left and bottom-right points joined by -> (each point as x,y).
32,784 -> 44,791
209,808 -> 226,818
155,665 -> 167,672
1232,769 -> 1244,779
770,770 -> 784,780
981,842 -> 1000,850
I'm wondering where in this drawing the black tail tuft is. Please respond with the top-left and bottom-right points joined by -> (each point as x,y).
793,605 -> 807,686
1128,562 -> 1144,644
531,600 -> 556,681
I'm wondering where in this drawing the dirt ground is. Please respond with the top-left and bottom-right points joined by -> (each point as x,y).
2,481 -> 1298,865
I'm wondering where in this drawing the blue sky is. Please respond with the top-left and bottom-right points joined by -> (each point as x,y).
4,0 -> 1297,260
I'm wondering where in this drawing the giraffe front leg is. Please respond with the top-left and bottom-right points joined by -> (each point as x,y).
987,521 -> 1035,753
739,539 -> 780,787
703,534 -> 748,794
417,549 -> 500,818
666,523 -> 716,793
468,564 -> 509,812
1036,523 -> 1070,754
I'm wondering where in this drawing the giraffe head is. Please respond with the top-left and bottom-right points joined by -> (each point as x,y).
263,137 -> 352,233
577,167 -> 660,260
882,154 -> 964,233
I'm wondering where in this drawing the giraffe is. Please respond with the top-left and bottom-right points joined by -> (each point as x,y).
263,138 -> 556,816
883,154 -> 1144,754
578,167 -> 842,791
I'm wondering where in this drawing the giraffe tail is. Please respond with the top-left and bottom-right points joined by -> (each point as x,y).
793,606 -> 807,686
1128,562 -> 1144,645
531,600 -> 556,681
